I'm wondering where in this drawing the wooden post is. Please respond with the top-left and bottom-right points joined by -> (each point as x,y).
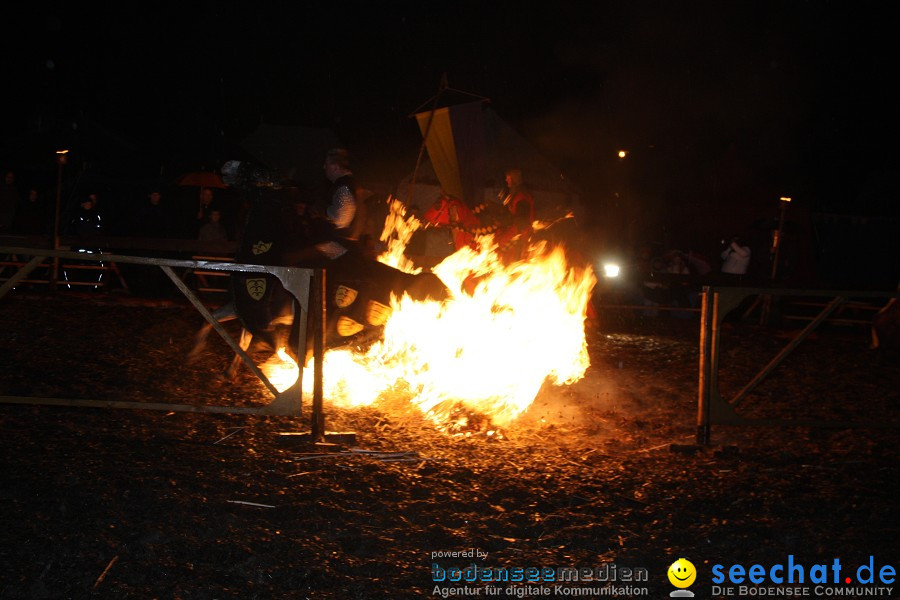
697,287 -> 711,445
310,269 -> 326,441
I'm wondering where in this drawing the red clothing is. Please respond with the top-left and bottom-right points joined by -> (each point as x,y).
506,190 -> 534,226
423,196 -> 482,250
496,188 -> 534,262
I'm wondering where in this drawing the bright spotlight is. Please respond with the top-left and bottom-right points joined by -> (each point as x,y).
603,263 -> 621,278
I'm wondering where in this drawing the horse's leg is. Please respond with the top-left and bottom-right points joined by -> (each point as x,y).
187,301 -> 238,361
226,327 -> 253,381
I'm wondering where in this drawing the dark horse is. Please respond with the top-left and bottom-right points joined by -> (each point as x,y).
190,163 -> 448,376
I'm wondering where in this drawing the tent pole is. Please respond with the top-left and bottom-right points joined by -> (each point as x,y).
406,73 -> 448,206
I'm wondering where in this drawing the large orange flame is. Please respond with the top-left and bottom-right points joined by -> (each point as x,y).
377,198 -> 422,274
262,197 -> 596,426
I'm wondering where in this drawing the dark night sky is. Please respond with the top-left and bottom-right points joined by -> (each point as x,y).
2,2 -> 899,218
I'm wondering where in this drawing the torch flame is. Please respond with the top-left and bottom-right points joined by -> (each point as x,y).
262,197 -> 596,427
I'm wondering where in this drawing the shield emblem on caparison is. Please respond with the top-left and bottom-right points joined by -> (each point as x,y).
246,278 -> 266,300
335,285 -> 358,308
251,241 -> 273,255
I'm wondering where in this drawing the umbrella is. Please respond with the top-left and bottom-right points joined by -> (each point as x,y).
175,171 -> 227,189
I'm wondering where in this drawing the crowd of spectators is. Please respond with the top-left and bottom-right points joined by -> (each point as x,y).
0,169 -> 240,243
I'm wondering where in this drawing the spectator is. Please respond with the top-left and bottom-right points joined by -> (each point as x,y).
194,188 -> 224,237
14,188 -> 51,235
62,194 -> 104,288
135,190 -> 173,237
66,194 -> 102,237
720,236 -> 751,283
663,250 -> 696,317
197,208 -> 228,242
130,190 -> 174,297
85,192 -> 115,233
664,251 -> 691,275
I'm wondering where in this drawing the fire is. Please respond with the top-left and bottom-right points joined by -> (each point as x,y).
377,198 -> 422,274
262,198 -> 596,426
261,347 -> 299,393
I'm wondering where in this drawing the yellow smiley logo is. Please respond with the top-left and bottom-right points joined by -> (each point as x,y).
668,558 -> 697,588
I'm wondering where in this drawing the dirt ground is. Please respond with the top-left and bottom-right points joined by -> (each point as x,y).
1,291 -> 898,599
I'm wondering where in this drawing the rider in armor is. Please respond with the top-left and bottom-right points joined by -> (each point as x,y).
315,147 -> 364,260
